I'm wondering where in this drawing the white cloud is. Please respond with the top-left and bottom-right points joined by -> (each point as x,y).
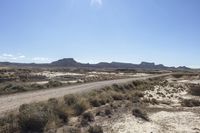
0,53 -> 26,61
2,53 -> 13,57
32,57 -> 50,62
19,55 -> 25,58
0,53 -> 53,63
90,0 -> 102,7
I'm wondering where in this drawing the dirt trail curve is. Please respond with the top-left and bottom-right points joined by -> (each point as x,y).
0,74 -> 170,114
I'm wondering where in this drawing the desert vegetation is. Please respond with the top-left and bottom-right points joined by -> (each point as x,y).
189,84 -> 200,96
1,72 -> 200,133
0,78 -> 161,133
0,68 -> 144,95
0,80 -> 64,95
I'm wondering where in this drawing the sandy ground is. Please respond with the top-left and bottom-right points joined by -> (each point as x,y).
101,77 -> 200,133
105,111 -> 200,133
33,71 -> 84,78
0,74 -> 169,115
144,84 -> 187,106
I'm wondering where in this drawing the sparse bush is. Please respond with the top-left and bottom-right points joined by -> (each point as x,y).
48,98 -> 59,105
81,112 -> 94,126
172,73 -> 184,78
112,84 -> 125,92
54,106 -> 69,123
73,99 -> 89,116
181,99 -> 200,107
64,94 -> 78,106
89,98 -> 101,107
2,84 -> 27,94
89,94 -> 109,107
18,104 -> 50,132
88,125 -> 103,133
30,83 -> 46,90
131,96 -> 141,103
189,85 -> 200,96
132,108 -> 149,121
18,102 -> 70,132
0,113 -> 18,133
46,80 -> 63,88
133,91 -> 144,97
111,92 -> 124,100
105,109 -> 112,116
142,98 -> 159,105
82,112 -> 94,122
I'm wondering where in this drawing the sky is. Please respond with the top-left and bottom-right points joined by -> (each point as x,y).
0,0 -> 200,68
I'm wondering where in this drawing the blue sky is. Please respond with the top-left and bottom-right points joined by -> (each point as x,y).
0,0 -> 200,68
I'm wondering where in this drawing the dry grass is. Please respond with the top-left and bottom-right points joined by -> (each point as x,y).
0,80 -> 64,95
88,125 -> 103,133
132,108 -> 149,121
181,99 -> 200,107
0,78 -> 162,132
189,85 -> 200,96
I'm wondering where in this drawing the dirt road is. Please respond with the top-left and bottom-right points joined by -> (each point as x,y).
0,74 -> 169,114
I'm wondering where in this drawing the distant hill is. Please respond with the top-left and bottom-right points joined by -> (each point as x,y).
0,58 -> 191,70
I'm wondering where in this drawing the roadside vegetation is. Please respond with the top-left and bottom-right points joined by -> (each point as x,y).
0,80 -> 64,95
0,78 -> 163,133
172,72 -> 199,79
181,99 -> 200,107
189,84 -> 200,96
0,67 -> 142,95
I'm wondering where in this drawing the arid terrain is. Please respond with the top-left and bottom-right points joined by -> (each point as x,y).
0,68 -> 199,133
1,0 -> 199,132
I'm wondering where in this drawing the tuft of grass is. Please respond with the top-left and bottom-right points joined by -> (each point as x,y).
46,80 -> 63,88
73,99 -> 89,116
88,125 -> 103,133
89,98 -> 102,107
64,94 -> 78,106
111,92 -> 125,100
0,113 -> 18,133
30,83 -> 46,90
132,108 -> 149,121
